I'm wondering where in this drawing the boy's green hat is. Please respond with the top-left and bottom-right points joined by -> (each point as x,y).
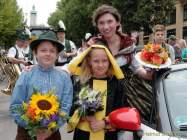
169,35 -> 176,41
30,31 -> 64,52
16,29 -> 30,41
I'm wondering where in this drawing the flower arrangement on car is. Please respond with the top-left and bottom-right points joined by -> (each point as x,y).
67,86 -> 106,131
11,89 -> 68,139
140,43 -> 169,66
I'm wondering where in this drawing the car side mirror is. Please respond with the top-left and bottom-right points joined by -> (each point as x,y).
109,107 -> 141,131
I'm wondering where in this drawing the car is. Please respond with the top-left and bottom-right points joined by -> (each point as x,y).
147,63 -> 187,139
30,26 -> 53,40
113,63 -> 187,140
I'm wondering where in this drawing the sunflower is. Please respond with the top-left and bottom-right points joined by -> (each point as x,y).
29,93 -> 59,117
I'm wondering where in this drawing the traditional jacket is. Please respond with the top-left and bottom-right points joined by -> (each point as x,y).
101,33 -> 153,122
72,77 -> 128,140
101,33 -> 140,72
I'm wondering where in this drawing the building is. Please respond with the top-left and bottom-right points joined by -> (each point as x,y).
166,0 -> 187,40
139,0 -> 187,45
30,5 -> 37,27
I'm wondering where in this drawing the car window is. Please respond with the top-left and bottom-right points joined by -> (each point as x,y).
163,69 -> 187,129
31,30 -> 44,37
30,28 -> 51,38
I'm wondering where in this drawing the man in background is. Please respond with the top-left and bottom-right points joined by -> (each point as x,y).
168,35 -> 181,61
55,20 -> 77,66
7,29 -> 31,70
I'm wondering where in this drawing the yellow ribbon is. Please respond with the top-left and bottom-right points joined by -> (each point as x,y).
67,80 -> 107,140
68,45 -> 124,79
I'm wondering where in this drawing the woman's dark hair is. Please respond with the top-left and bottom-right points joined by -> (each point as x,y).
92,4 -> 121,26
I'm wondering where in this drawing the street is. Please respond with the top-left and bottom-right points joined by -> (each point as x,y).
0,81 -> 73,140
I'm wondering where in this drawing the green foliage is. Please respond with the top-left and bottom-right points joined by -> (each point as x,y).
48,0 -> 175,46
0,0 -> 24,49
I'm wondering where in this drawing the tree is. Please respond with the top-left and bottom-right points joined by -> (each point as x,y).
48,0 -> 98,46
48,0 -> 175,46
0,0 -> 24,49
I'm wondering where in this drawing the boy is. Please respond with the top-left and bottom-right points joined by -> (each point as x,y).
10,31 -> 73,140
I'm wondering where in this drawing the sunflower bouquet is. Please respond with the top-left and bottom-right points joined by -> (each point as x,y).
11,89 -> 68,139
75,86 -> 105,117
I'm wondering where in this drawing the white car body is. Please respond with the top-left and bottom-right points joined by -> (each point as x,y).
119,124 -> 186,140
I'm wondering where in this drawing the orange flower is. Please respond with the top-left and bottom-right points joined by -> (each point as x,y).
141,49 -> 154,62
152,44 -> 161,53
140,43 -> 169,66
27,106 -> 36,120
151,55 -> 163,65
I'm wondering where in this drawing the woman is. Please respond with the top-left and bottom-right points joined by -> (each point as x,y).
89,4 -> 153,122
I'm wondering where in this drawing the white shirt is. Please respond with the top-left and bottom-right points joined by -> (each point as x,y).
7,45 -> 24,59
7,45 -> 25,70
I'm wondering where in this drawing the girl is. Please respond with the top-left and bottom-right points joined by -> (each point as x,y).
10,31 -> 73,140
67,43 -> 128,140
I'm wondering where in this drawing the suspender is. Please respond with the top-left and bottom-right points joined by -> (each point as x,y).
13,46 -> 19,59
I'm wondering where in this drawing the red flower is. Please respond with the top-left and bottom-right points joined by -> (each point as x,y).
151,55 -> 163,65
141,49 -> 153,62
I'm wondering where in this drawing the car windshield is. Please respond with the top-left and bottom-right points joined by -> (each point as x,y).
30,28 -> 51,37
163,69 -> 187,130
31,30 -> 44,37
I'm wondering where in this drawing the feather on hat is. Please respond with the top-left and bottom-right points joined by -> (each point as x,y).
56,20 -> 66,32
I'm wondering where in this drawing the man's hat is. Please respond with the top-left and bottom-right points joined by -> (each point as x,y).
169,35 -> 176,41
56,20 -> 66,33
83,33 -> 92,42
16,29 -> 30,41
30,31 -> 64,52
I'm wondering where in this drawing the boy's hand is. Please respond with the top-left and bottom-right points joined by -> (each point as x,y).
37,129 -> 52,140
23,65 -> 35,72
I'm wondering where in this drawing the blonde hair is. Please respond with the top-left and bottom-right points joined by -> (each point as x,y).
153,24 -> 165,34
79,48 -> 113,84
177,39 -> 187,49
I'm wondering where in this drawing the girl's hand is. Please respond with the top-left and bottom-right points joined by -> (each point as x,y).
89,119 -> 105,132
80,117 -> 86,122
86,116 -> 95,122
36,129 -> 52,140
